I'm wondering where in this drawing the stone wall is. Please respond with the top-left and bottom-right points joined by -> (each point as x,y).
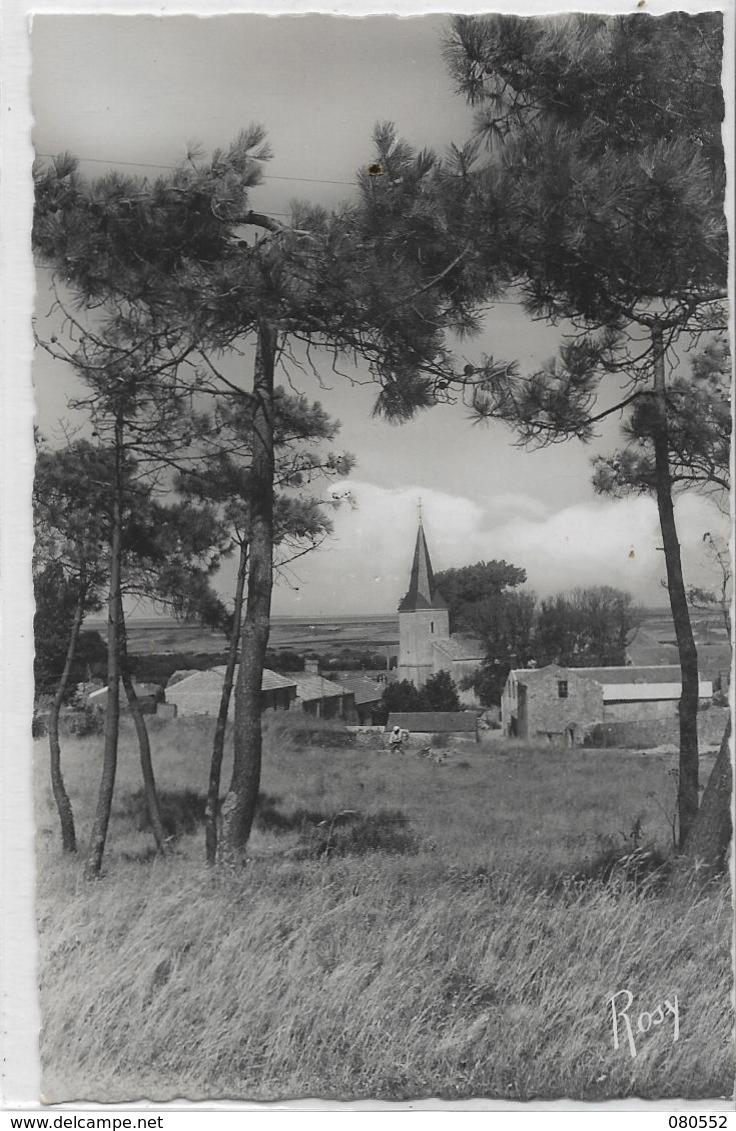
603,698 -> 679,721
586,706 -> 730,749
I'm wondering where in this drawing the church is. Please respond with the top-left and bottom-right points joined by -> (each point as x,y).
396,519 -> 485,694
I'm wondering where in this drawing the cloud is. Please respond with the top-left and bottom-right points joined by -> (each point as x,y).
270,480 -> 729,616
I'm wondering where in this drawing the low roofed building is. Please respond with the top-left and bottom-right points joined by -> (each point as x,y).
385,711 -> 479,742
291,673 -> 354,720
339,676 -> 386,725
88,681 -> 163,714
165,667 -> 297,717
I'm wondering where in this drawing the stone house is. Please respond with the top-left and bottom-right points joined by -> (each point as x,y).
501,663 -> 713,744
501,665 -> 604,745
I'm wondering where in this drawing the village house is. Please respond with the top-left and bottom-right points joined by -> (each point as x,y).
164,667 -> 297,717
163,666 -> 359,720
397,520 -> 483,691
501,664 -> 713,744
339,676 -> 386,725
291,673 -> 355,720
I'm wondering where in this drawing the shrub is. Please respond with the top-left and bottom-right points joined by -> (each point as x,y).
296,808 -> 420,859
288,725 -> 356,749
119,788 -> 206,839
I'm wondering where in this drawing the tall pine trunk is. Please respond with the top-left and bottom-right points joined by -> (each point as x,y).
84,413 -> 124,881
205,538 -> 248,864
679,717 -> 732,879
47,580 -> 86,853
219,323 -> 276,863
117,592 -> 169,852
651,321 -> 700,847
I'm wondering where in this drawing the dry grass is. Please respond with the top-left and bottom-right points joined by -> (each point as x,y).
35,715 -> 733,1103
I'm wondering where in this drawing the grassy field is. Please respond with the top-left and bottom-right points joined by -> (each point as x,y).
35,716 -> 732,1103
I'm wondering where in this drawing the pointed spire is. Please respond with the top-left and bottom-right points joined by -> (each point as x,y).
398,521 -> 447,612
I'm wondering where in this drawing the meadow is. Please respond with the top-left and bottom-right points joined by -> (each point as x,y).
35,716 -> 732,1103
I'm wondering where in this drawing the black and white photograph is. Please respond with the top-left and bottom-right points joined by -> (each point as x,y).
2,0 -> 734,1109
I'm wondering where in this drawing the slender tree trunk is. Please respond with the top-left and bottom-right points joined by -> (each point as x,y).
651,321 -> 701,848
667,717 -> 732,890
681,717 -> 732,873
205,537 -> 248,864
47,582 -> 86,853
220,323 -> 276,863
117,592 -> 169,852
84,414 -> 124,881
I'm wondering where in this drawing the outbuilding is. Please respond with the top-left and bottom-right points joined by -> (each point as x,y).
385,711 -> 478,743
339,676 -> 386,725
87,680 -> 163,715
291,673 -> 355,720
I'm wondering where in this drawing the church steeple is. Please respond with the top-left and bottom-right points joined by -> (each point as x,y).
398,520 -> 447,612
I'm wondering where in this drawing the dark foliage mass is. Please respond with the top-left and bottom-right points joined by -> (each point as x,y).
381,670 -> 462,717
465,586 -> 642,706
33,566 -> 101,698
593,338 -> 731,501
434,560 -> 527,633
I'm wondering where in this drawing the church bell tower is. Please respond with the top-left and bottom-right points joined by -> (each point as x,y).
397,518 -> 450,687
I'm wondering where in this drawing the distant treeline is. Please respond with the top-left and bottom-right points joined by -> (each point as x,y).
123,646 -> 394,689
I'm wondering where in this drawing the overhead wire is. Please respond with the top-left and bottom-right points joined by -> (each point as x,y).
33,149 -> 526,305
35,151 -> 355,186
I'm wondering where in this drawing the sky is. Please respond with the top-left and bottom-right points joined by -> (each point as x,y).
30,12 -> 730,617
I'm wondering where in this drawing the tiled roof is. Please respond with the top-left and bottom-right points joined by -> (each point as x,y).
174,666 -> 297,692
339,677 -> 385,705
575,665 -> 685,685
167,669 -> 197,687
261,669 -> 300,692
292,674 -> 348,701
386,712 -> 478,733
513,664 -> 686,686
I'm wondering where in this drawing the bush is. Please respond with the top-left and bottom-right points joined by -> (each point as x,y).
265,649 -> 305,672
118,788 -> 206,839
33,705 -> 106,738
295,809 -> 420,859
130,652 -> 230,686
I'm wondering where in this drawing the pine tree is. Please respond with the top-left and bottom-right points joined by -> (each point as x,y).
592,337 -> 731,502
177,389 -> 354,863
34,125 -> 508,862
34,315 -> 227,873
34,440 -> 113,853
443,11 -> 728,850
